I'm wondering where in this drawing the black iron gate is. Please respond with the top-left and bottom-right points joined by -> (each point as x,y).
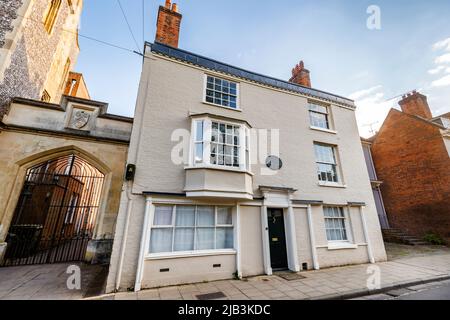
1,155 -> 105,267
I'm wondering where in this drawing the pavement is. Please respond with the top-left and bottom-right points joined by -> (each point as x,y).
0,263 -> 105,300
92,243 -> 450,301
353,279 -> 450,300
1,243 -> 449,300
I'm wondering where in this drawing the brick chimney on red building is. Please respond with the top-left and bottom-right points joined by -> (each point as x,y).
155,0 -> 182,48
289,61 -> 311,88
399,91 -> 433,120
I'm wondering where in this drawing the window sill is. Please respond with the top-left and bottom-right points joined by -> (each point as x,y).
185,165 -> 254,176
202,101 -> 242,112
327,242 -> 358,250
318,182 -> 347,188
145,249 -> 237,260
310,126 -> 337,134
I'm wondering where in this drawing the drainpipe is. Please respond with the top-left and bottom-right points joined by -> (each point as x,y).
115,58 -> 152,291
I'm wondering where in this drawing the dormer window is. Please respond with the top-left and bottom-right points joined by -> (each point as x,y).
204,76 -> 239,110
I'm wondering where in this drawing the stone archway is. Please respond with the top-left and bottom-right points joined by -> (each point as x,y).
0,147 -> 112,267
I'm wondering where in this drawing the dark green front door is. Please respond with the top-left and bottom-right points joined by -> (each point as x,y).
267,208 -> 288,270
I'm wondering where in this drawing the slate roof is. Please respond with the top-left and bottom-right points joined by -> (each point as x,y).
146,42 -> 356,109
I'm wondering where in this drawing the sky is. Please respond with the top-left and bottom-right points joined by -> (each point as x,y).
76,0 -> 450,137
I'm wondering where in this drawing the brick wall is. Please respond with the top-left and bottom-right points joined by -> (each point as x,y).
371,109 -> 450,241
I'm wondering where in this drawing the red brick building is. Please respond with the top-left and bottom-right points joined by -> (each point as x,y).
371,91 -> 450,242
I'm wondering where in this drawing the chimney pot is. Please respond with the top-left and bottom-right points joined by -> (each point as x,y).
155,0 -> 182,48
399,91 -> 433,119
289,60 -> 311,88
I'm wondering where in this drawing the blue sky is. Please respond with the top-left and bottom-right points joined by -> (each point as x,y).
76,0 -> 450,137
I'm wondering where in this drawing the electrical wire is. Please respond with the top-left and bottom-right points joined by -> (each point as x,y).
116,0 -> 142,54
16,13 -> 140,56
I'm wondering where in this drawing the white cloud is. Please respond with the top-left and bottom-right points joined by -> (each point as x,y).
446,67 -> 450,73
348,85 -> 382,101
431,74 -> 450,87
435,53 -> 450,64
428,65 -> 445,75
433,38 -> 450,51
350,85 -> 399,138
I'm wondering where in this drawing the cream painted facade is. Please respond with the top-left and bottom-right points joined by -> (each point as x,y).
0,96 -> 132,263
106,42 -> 387,293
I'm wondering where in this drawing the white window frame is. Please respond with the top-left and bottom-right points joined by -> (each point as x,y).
323,206 -> 351,243
203,74 -> 241,111
309,102 -> 330,129
314,142 -> 343,185
148,205 -> 235,257
189,117 -> 250,172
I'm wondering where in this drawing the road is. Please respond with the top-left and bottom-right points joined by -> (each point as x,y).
354,279 -> 450,300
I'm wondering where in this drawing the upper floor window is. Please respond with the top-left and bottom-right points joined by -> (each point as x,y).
309,102 -> 330,129
314,143 -> 339,183
205,76 -> 239,109
149,205 -> 234,254
323,207 -> 348,242
192,117 -> 250,171
44,0 -> 62,34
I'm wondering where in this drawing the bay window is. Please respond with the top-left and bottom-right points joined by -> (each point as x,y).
191,117 -> 250,171
149,205 -> 234,254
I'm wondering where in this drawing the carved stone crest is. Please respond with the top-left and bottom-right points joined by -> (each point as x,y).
73,110 -> 90,129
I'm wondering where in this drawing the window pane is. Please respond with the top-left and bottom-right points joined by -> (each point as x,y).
314,144 -> 336,164
205,76 -> 238,108
176,206 -> 195,226
196,228 -> 215,250
154,206 -> 173,226
216,228 -> 234,249
310,111 -> 329,129
195,143 -> 203,163
150,229 -> 173,253
196,206 -> 215,226
309,103 -> 328,114
196,121 -> 204,142
174,228 -> 194,251
217,207 -> 233,225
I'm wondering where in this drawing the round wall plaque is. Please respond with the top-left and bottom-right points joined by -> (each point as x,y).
265,156 -> 283,170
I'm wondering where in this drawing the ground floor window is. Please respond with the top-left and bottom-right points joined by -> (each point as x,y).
149,205 -> 234,254
323,207 -> 348,241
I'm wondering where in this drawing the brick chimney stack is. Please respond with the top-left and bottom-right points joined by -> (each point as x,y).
155,0 -> 182,48
399,91 -> 433,120
289,61 -> 311,88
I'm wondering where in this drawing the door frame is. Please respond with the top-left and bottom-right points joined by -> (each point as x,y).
260,188 -> 300,275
